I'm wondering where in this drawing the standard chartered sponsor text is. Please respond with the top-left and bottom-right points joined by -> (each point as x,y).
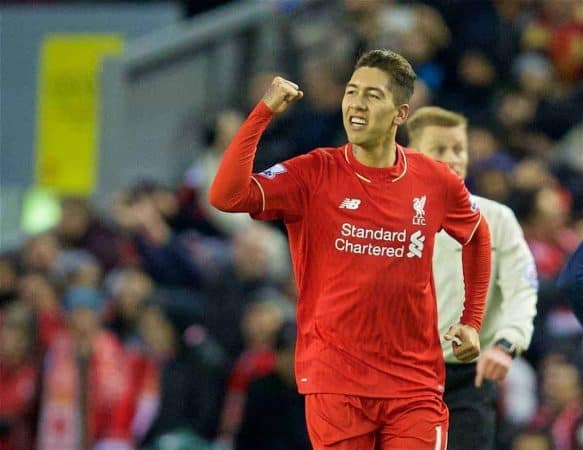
335,223 -> 408,257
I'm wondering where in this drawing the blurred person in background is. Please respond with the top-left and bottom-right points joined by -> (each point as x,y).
135,305 -> 227,448
518,184 -> 579,281
203,222 -> 289,359
235,320 -> 310,450
495,52 -> 583,159
558,242 -> 583,325
104,268 -> 154,345
56,197 -> 122,273
407,106 -> 538,450
520,0 -> 583,83
529,351 -> 583,450
0,303 -> 38,450
110,187 -> 229,288
182,109 -> 250,237
20,233 -> 61,282
37,285 -> 132,450
464,126 -> 516,204
444,49 -> 498,124
18,272 -> 65,352
512,429 -> 556,450
218,292 -> 292,446
0,255 -> 19,308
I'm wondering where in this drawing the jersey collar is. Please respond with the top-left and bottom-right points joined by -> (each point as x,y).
344,143 -> 408,183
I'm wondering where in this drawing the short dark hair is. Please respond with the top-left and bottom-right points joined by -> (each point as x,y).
354,49 -> 416,105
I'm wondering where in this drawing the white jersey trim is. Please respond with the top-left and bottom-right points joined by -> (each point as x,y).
343,144 -> 407,183
463,213 -> 482,246
250,176 -> 266,212
434,425 -> 443,450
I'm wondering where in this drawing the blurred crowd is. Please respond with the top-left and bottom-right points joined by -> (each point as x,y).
1,1 -> 583,450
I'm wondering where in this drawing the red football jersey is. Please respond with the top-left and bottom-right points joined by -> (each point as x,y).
251,143 -> 481,398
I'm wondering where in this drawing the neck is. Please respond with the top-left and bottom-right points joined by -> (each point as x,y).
352,133 -> 397,168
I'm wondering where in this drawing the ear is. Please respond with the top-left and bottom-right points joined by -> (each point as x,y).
394,104 -> 410,126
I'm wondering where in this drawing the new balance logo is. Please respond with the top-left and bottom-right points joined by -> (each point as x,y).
339,198 -> 361,210
407,230 -> 425,258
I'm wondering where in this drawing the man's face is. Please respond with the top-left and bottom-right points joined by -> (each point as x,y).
342,67 -> 403,148
414,125 -> 469,178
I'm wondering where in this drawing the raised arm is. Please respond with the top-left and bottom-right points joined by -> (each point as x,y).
209,77 -> 303,213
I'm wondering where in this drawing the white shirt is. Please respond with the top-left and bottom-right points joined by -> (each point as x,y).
434,195 -> 538,363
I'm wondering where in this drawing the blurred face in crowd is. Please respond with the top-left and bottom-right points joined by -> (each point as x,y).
57,198 -> 91,243
71,260 -> 102,289
138,306 -> 176,357
19,273 -> 59,312
542,355 -> 582,410
412,124 -> 469,178
213,110 -> 244,152
512,433 -> 553,450
475,170 -> 511,203
23,234 -> 59,273
150,187 -> 179,220
458,52 -> 496,87
408,80 -> 431,114
242,300 -> 284,349
0,257 -> 18,300
301,56 -> 346,112
70,307 -> 100,341
0,305 -> 32,367
342,67 -> 406,150
542,0 -> 577,24
115,270 -> 153,321
233,225 -> 271,279
533,186 -> 570,229
497,92 -> 537,129
467,127 -> 499,162
512,159 -> 555,191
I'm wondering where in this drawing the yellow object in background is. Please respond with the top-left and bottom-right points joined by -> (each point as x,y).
35,34 -> 124,196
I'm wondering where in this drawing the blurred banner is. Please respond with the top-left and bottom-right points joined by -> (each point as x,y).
35,34 -> 124,195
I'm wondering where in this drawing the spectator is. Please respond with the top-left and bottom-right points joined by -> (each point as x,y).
0,255 -> 19,308
204,223 -> 289,357
56,197 -> 122,273
521,0 -> 583,82
37,286 -> 132,450
558,243 -> 583,325
530,352 -> 583,450
0,303 -> 38,450
137,306 -> 228,446
218,294 -> 292,445
236,321 -> 310,450
18,273 -> 65,352
105,268 -> 154,345
512,429 -> 556,450
182,109 -> 250,237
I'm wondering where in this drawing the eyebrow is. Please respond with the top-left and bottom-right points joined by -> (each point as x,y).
346,83 -> 386,96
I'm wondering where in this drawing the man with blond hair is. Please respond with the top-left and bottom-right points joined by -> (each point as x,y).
407,106 -> 538,450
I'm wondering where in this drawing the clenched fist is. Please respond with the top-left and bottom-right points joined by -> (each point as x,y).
261,76 -> 304,114
444,323 -> 480,363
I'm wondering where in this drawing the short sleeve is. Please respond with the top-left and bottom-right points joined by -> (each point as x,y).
250,151 -> 322,222
441,168 -> 481,245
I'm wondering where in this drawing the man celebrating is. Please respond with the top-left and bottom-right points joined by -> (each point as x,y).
210,49 -> 492,449
407,106 -> 538,450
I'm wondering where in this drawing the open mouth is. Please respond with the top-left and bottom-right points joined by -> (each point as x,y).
349,116 -> 367,130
